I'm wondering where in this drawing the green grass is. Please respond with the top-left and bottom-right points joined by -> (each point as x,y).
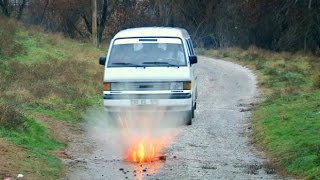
0,18 -> 104,178
0,21 -> 103,123
199,47 -> 320,179
23,104 -> 81,122
256,91 -> 320,178
14,30 -> 66,62
0,117 -> 65,178
23,94 -> 102,122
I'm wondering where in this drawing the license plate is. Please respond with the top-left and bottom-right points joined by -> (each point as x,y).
131,99 -> 158,106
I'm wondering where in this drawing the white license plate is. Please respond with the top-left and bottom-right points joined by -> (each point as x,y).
131,99 -> 158,106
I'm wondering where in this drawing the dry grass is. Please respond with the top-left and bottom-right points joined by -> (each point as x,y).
2,53 -> 103,122
5,59 -> 100,100
0,18 -> 105,179
199,46 -> 320,94
0,17 -> 25,58
0,18 -> 104,123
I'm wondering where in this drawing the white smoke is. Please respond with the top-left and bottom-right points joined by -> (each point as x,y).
84,107 -> 185,160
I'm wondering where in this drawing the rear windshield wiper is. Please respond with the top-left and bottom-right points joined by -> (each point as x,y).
111,62 -> 144,67
142,61 -> 180,67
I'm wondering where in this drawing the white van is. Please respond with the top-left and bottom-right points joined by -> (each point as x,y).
99,27 -> 197,125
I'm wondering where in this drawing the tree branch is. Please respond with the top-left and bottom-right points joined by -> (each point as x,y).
17,0 -> 27,20
0,0 -> 10,17
39,0 -> 50,24
97,0 -> 108,44
82,15 -> 92,34
308,0 -> 312,9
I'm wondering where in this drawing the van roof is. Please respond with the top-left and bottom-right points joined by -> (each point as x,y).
113,27 -> 190,39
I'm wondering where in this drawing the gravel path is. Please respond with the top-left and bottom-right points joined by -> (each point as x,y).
64,57 -> 285,180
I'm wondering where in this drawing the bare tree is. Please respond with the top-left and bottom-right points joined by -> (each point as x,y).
0,0 -> 11,17
92,0 -> 97,45
12,0 -> 318,53
16,0 -> 26,19
0,0 -> 27,19
97,0 -> 108,44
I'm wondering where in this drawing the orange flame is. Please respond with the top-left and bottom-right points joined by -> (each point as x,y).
124,136 -> 165,163
116,112 -> 180,178
117,113 -> 176,163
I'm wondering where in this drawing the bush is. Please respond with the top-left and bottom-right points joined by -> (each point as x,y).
0,103 -> 26,129
0,17 -> 25,58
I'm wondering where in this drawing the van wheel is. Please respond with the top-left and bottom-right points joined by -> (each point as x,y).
192,105 -> 195,118
195,88 -> 198,109
185,110 -> 192,125
192,101 -> 197,118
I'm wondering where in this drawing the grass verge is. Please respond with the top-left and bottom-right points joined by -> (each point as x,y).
0,117 -> 65,178
0,17 -> 104,178
199,47 -> 320,179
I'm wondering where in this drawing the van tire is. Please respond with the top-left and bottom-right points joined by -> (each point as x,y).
185,110 -> 192,125
195,88 -> 198,109
192,102 -> 196,118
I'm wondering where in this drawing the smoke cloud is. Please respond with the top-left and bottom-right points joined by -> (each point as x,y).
84,107 -> 185,161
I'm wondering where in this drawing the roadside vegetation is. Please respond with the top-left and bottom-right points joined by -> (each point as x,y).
0,17 -> 103,178
199,47 -> 320,179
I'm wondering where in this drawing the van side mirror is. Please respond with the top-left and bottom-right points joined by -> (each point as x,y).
189,55 -> 198,65
99,56 -> 106,65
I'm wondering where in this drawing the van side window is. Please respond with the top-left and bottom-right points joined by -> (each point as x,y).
189,39 -> 196,55
186,39 -> 195,56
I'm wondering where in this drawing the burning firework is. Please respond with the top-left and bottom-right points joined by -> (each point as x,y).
116,112 -> 179,163
124,136 -> 169,163
85,109 -> 183,179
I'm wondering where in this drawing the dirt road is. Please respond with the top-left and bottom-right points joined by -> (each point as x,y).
64,57 -> 284,179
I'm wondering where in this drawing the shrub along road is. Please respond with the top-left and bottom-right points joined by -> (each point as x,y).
64,57 -> 286,179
